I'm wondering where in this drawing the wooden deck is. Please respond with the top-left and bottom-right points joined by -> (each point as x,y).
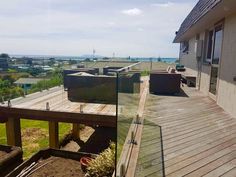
0,86 -> 116,148
1,86 -> 115,116
143,86 -> 236,177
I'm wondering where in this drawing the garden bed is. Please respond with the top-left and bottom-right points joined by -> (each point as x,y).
7,148 -> 96,177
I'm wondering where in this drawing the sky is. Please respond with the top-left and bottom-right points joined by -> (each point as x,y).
0,0 -> 198,58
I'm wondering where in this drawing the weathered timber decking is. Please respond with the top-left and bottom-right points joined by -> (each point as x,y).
143,86 -> 236,177
0,86 -> 115,115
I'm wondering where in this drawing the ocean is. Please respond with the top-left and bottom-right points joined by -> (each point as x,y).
128,58 -> 178,63
10,55 -> 178,64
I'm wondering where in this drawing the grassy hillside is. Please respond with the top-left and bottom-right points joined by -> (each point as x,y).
0,120 -> 71,159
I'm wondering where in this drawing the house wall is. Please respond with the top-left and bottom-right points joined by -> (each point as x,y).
179,37 -> 198,77
179,33 -> 206,89
199,65 -> 211,95
217,13 -> 236,117
179,12 -> 236,118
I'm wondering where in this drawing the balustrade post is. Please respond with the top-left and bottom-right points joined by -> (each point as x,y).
72,123 -> 80,139
6,117 -> 22,147
48,121 -> 59,148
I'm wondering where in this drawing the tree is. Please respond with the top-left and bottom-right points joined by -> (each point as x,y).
69,59 -> 77,65
0,53 -> 10,58
26,59 -> 33,66
84,58 -> 91,62
48,58 -> 56,66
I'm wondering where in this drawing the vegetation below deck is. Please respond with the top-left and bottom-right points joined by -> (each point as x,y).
0,120 -> 71,159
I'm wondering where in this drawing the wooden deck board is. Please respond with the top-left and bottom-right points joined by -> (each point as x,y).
1,87 -> 115,116
143,86 -> 236,177
221,167 -> 236,177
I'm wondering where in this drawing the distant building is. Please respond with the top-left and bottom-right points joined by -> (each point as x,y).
0,58 -> 9,71
14,78 -> 46,91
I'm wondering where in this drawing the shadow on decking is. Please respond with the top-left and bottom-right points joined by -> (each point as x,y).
150,88 -> 189,98
78,127 -> 116,154
60,126 -> 115,154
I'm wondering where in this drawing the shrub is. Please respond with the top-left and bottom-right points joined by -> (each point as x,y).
141,70 -> 150,76
86,142 -> 115,177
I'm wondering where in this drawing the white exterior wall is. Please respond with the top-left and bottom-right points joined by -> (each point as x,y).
199,65 -> 211,95
180,37 -> 198,77
217,13 -> 236,117
179,13 -> 236,118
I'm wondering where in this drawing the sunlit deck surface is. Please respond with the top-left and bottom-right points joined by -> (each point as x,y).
1,86 -> 115,116
142,86 -> 236,177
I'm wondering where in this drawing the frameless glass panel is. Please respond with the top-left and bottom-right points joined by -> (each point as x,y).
212,26 -> 223,65
116,62 -> 164,177
135,121 -> 164,177
209,67 -> 218,95
117,71 -> 140,160
116,64 -> 141,176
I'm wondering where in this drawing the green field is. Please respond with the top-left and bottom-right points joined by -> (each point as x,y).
83,61 -> 174,73
0,120 -> 71,159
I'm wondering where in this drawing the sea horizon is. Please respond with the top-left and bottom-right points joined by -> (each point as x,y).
9,54 -> 178,63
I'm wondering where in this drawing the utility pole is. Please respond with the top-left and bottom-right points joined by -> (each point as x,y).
150,58 -> 153,71
93,49 -> 96,60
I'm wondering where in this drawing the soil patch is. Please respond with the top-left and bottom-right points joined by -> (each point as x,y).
26,156 -> 84,177
22,128 -> 47,142
60,126 -> 95,151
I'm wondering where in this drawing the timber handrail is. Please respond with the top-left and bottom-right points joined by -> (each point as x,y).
0,106 -> 116,127
0,106 -> 116,149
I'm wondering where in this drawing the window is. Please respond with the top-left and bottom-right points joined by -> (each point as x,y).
212,26 -> 223,65
205,30 -> 214,62
204,25 -> 223,64
181,41 -> 189,54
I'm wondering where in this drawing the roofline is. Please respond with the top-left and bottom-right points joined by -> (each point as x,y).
173,0 -> 222,43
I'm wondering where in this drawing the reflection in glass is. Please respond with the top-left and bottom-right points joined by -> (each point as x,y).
206,30 -> 213,60
212,26 -> 223,64
209,67 -> 218,95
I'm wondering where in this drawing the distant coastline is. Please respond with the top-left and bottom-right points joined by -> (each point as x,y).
127,58 -> 177,63
10,54 -> 178,63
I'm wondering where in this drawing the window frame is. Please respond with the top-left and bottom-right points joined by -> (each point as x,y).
204,29 -> 214,64
212,25 -> 223,65
204,23 -> 223,65
180,40 -> 189,54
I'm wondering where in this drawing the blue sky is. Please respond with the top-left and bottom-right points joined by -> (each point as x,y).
0,0 -> 198,57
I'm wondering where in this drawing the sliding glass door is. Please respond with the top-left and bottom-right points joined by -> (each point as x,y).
209,25 -> 223,95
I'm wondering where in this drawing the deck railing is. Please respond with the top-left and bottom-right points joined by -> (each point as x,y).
0,103 -> 116,149
0,62 -> 150,176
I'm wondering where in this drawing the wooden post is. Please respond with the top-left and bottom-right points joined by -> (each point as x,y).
48,121 -> 59,148
72,123 -> 80,139
6,117 -> 22,147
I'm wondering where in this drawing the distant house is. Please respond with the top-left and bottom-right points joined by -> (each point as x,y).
0,58 -> 9,71
14,78 -> 46,91
174,0 -> 236,117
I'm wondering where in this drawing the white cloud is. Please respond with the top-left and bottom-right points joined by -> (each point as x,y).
107,22 -> 116,27
151,2 -> 174,8
121,8 -> 143,16
137,28 -> 144,32
0,0 -> 196,57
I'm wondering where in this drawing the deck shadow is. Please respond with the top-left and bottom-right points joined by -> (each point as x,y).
78,126 -> 116,154
150,88 -> 189,98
